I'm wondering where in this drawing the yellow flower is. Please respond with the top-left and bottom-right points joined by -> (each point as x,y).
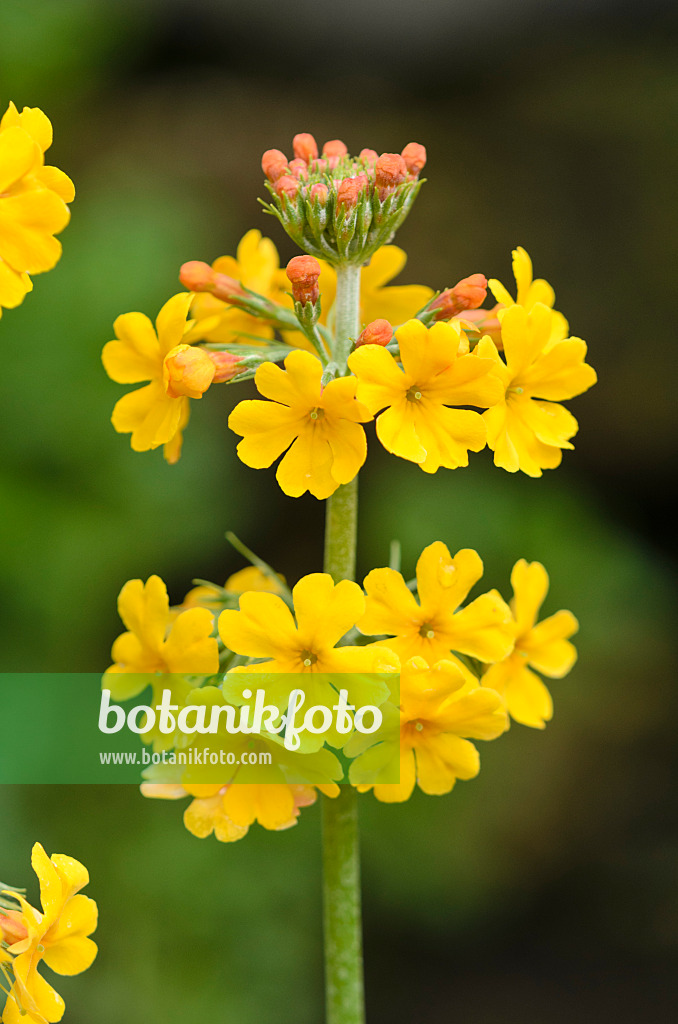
105,574 -> 219,709
348,319 -> 502,472
182,566 -> 285,611
186,229 -> 290,345
359,542 -> 514,672
478,303 -> 597,477
483,559 -> 578,728
102,292 -> 203,463
0,103 -> 74,318
487,246 -> 569,342
141,781 -> 338,842
2,843 -> 97,1024
219,571 -> 398,676
228,349 -> 372,499
186,234 -> 433,347
350,657 -> 507,802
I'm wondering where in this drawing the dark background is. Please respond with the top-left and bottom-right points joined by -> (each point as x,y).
1,1 -> 677,1020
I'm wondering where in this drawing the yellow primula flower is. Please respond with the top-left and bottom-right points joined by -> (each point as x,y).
2,843 -> 97,1024
182,565 -> 285,611
478,303 -> 597,477
142,781 -> 338,842
488,246 -> 569,343
351,657 -> 507,802
348,319 -> 502,472
482,559 -> 578,729
186,233 -> 433,347
105,574 -> 219,708
228,349 -> 372,499
0,102 -> 74,318
102,292 -> 204,463
219,571 -> 398,676
359,542 -> 514,673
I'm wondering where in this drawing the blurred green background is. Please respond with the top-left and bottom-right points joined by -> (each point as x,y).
1,0 -> 677,1020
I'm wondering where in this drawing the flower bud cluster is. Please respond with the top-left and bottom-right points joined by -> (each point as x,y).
261,133 -> 427,267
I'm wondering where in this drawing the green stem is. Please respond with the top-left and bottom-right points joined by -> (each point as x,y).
321,261 -> 365,1024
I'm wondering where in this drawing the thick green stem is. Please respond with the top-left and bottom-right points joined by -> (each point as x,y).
321,262 -> 365,1024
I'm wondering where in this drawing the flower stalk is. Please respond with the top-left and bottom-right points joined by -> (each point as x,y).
321,260 -> 365,1024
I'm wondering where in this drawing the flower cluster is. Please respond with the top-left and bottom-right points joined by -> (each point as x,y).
0,844 -> 97,1023
0,102 -> 74,318
105,539 -> 578,842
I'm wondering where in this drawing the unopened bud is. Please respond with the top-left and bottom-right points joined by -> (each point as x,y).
375,153 -> 408,200
356,318 -> 393,348
293,133 -> 319,163
180,261 -> 248,304
262,149 -> 289,182
207,351 -> 246,383
401,142 -> 427,175
336,174 -> 368,209
288,158 -> 308,179
430,274 -> 488,320
310,182 -> 329,203
275,175 -> 300,201
359,148 -> 378,168
323,139 -> 348,159
163,344 -> 215,399
286,255 -> 321,305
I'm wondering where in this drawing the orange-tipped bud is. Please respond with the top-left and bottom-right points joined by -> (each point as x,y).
208,351 -> 246,383
359,148 -> 378,168
163,344 -> 215,399
275,175 -> 300,200
286,255 -> 321,305
0,911 -> 28,945
430,274 -> 488,320
355,318 -> 393,348
323,139 -> 348,159
180,260 -> 218,292
261,149 -> 289,182
179,261 -> 248,304
310,182 -> 329,203
288,158 -> 308,179
401,142 -> 427,175
293,132 -> 319,163
336,175 -> 368,209
375,153 -> 408,199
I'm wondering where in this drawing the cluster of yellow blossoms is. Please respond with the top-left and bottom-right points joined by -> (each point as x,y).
0,103 -> 73,318
0,845 -> 97,1023
106,540 -> 578,843
103,229 -> 596,486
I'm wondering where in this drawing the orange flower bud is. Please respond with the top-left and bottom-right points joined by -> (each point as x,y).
375,153 -> 408,200
275,175 -> 300,200
323,139 -> 348,159
458,306 -> 503,345
163,344 -> 216,399
288,158 -> 308,179
359,148 -> 378,168
179,262 -> 248,304
262,149 -> 289,182
293,132 -> 319,163
0,911 -> 28,945
430,274 -> 488,320
401,142 -> 427,175
286,255 -> 321,305
355,318 -> 393,348
310,182 -> 329,203
208,351 -> 247,383
336,175 -> 368,209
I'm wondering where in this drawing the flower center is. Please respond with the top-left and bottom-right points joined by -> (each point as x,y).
406,386 -> 423,402
309,407 -> 325,421
300,649 -> 318,668
418,622 -> 435,639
